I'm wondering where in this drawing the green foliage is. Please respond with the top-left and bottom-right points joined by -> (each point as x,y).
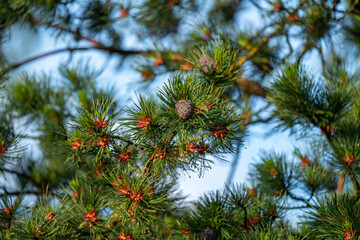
5,73 -> 69,131
83,0 -> 116,35
268,64 -> 353,135
2,0 -> 360,239
122,74 -> 244,177
250,152 -> 297,196
188,190 -> 233,238
209,0 -> 240,23
186,184 -> 288,239
135,0 -> 196,35
293,142 -> 337,195
301,2 -> 332,42
236,31 -> 280,76
9,0 -> 63,17
187,39 -> 243,88
304,194 -> 360,239
66,98 -> 121,165
0,114 -> 21,164
0,195 -> 23,231
238,224 -> 306,240
0,69 -> 243,238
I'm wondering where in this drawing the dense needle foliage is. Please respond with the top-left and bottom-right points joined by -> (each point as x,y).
1,0 -> 360,239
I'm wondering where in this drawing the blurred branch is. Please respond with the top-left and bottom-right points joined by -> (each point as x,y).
236,77 -> 269,98
248,116 -> 273,125
315,45 -> 326,76
284,205 -> 311,210
0,190 -> 60,198
0,168 -> 41,189
296,44 -> 312,64
4,47 -> 145,74
242,26 -> 283,62
242,204 -> 249,229
284,33 -> 293,59
248,0 -> 264,10
4,47 -> 90,73
225,143 -> 241,186
287,189 -> 314,208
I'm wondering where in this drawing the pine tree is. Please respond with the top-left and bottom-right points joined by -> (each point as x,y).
1,0 -> 360,239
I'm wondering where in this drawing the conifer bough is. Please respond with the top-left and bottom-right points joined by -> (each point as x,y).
1,0 -> 360,239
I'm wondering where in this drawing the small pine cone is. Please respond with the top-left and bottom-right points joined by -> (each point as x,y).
199,228 -> 218,240
199,56 -> 216,73
175,99 -> 194,119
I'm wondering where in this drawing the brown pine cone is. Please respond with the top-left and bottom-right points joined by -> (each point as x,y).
175,99 -> 194,119
199,56 -> 216,73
